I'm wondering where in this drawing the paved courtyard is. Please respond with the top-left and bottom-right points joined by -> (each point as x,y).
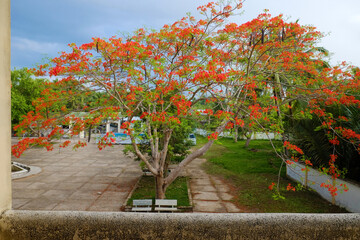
12,138 -> 243,212
12,139 -> 142,211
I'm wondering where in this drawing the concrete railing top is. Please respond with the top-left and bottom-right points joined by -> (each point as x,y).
1,210 -> 360,239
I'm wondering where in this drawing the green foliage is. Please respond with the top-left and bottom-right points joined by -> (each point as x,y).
11,68 -> 45,126
168,118 -> 195,163
289,104 -> 360,182
272,193 -> 285,200
124,118 -> 195,164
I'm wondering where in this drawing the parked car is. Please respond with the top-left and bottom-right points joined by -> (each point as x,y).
188,133 -> 196,145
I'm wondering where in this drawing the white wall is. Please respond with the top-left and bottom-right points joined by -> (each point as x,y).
287,162 -> 360,213
195,128 -> 281,140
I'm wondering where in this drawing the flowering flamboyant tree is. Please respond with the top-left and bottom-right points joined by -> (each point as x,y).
12,1 -> 360,199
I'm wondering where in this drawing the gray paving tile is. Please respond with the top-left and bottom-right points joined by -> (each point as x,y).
223,202 -> 241,213
79,183 -> 110,191
191,185 -> 217,192
42,189 -> 73,200
102,168 -> 124,174
63,176 -> 92,183
70,162 -> 92,167
214,184 -> 231,192
97,191 -> 128,201
12,189 -> 46,199
193,192 -> 220,201
121,172 -> 142,178
12,198 -> 31,209
27,182 -> 56,190
49,162 -> 72,166
42,166 -> 67,172
72,171 -> 101,177
88,176 -> 117,184
90,163 -> 109,167
19,198 -> 59,210
58,166 -> 82,173
112,177 -> 139,187
190,178 -> 212,186
219,192 -> 234,201
212,178 -> 226,186
101,172 -> 122,177
88,199 -> 122,211
192,200 -> 226,212
68,190 -> 100,200
54,182 -> 85,190
53,199 -> 94,211
12,181 -> 32,189
107,185 -> 133,192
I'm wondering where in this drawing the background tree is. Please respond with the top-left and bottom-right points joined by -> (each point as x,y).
11,68 -> 45,128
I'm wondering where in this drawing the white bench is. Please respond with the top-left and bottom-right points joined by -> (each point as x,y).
154,199 -> 178,213
142,169 -> 172,176
131,199 -> 152,212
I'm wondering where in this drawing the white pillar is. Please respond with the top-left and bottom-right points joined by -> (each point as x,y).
69,120 -> 73,136
0,0 -> 12,212
106,120 -> 111,133
79,131 -> 85,138
117,120 -> 121,133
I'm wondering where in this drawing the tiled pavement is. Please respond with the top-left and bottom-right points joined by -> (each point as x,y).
185,158 -> 242,213
12,138 -> 243,213
12,139 -> 142,211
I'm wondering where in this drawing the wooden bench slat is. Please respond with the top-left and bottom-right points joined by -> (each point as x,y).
155,199 -> 177,206
131,199 -> 153,212
132,207 -> 152,212
133,199 -> 152,205
155,199 -> 178,212
154,207 -> 178,211
132,199 -> 179,212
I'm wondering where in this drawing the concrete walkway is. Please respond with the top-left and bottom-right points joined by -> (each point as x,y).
186,158 -> 242,213
12,139 -> 142,211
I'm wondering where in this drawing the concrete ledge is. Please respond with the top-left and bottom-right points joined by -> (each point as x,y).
11,162 -> 41,180
0,211 -> 359,239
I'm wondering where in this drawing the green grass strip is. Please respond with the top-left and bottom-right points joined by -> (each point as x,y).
198,135 -> 347,213
127,176 -> 190,206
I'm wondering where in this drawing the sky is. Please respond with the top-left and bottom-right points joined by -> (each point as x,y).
11,0 -> 360,69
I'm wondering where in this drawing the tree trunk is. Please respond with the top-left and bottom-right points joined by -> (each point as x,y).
233,125 -> 238,143
245,137 -> 251,147
87,125 -> 92,142
155,175 -> 166,199
245,131 -> 252,147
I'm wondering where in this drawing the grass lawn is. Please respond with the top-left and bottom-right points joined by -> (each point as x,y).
127,176 -> 190,207
196,135 -> 348,213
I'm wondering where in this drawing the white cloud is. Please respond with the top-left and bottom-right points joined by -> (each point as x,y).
349,15 -> 360,24
12,37 -> 62,54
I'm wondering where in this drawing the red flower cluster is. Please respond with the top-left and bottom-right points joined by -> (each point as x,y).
207,132 -> 219,140
268,182 -> 276,190
283,141 -> 304,155
286,183 -> 296,191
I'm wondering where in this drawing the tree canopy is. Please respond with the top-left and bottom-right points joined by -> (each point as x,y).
12,1 -> 360,198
